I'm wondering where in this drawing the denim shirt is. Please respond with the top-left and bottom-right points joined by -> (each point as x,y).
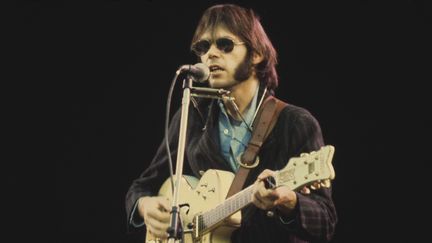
218,88 -> 259,172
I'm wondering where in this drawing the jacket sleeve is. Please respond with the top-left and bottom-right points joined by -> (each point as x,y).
124,108 -> 183,232
282,107 -> 338,242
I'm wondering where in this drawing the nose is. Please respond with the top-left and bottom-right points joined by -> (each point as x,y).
205,43 -> 221,58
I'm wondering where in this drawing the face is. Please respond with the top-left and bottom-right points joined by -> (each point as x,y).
193,25 -> 249,89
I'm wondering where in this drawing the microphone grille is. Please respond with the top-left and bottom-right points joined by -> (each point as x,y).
194,63 -> 210,83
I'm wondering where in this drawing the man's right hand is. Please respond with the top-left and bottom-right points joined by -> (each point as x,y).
137,196 -> 171,239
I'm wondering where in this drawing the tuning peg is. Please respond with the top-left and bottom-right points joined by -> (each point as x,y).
309,181 -> 321,190
321,179 -> 331,188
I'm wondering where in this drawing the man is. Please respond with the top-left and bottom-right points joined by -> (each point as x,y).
125,4 -> 337,243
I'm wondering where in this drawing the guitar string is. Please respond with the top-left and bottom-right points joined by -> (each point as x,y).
204,185 -> 254,228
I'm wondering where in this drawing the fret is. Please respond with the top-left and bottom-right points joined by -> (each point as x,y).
199,214 -> 203,231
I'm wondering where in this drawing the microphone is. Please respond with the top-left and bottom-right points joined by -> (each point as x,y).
176,63 -> 210,83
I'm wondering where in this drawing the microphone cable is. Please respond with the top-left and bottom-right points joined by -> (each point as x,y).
164,70 -> 180,195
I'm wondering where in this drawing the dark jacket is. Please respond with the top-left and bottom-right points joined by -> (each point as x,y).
125,91 -> 337,243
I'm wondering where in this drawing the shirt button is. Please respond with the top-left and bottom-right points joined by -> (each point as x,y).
266,211 -> 275,217
223,129 -> 229,135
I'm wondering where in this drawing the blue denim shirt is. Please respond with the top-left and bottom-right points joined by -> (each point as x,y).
218,88 -> 259,172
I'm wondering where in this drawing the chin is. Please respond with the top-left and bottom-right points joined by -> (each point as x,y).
209,77 -> 237,89
209,81 -> 224,88
208,77 -> 224,88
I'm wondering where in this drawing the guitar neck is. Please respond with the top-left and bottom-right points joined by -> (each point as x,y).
197,145 -> 335,233
200,185 -> 254,231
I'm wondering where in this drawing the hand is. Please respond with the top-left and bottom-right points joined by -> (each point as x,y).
251,169 -> 309,216
137,196 -> 171,239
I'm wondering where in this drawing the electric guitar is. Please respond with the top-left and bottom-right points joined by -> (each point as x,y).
145,145 -> 335,243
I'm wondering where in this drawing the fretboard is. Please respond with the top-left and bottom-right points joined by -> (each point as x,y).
199,184 -> 254,231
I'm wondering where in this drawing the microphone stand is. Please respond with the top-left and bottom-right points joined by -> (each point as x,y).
167,74 -> 231,243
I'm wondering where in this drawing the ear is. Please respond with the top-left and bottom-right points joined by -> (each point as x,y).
252,51 -> 264,65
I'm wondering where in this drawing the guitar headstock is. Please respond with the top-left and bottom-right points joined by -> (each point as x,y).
274,145 -> 335,191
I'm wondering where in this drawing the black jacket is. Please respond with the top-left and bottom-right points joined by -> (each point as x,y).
125,91 -> 337,243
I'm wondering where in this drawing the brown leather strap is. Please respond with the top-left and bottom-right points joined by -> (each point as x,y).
226,96 -> 287,198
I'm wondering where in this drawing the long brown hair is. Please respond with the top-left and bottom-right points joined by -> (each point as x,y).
191,4 -> 279,91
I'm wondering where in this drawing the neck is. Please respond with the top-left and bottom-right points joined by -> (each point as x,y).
223,77 -> 259,120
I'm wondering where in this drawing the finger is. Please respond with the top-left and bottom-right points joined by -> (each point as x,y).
257,169 -> 275,181
149,218 -> 170,232
256,181 -> 269,196
257,181 -> 279,202
147,224 -> 169,239
251,191 -> 262,206
300,186 -> 310,194
273,187 -> 295,205
253,179 -> 280,210
252,193 -> 264,208
147,209 -> 171,223
251,182 -> 265,209
273,189 -> 297,211
158,197 -> 171,212
253,185 -> 274,209
253,192 -> 273,210
267,189 -> 279,200
145,215 -> 170,239
258,189 -> 278,208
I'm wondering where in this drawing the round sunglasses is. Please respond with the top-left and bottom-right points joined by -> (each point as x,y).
191,37 -> 245,56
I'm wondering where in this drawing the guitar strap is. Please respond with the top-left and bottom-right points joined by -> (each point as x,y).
226,95 -> 287,199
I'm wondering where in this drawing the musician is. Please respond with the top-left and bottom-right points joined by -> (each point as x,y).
125,4 -> 337,243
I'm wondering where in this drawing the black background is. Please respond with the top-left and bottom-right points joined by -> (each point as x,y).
6,0 -> 430,242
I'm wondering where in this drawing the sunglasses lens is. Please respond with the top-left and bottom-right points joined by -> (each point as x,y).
192,40 -> 210,56
192,38 -> 237,56
216,38 -> 235,53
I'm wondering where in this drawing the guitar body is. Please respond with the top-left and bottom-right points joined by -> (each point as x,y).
145,169 -> 241,243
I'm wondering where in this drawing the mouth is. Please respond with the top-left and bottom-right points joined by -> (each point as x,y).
209,65 -> 225,74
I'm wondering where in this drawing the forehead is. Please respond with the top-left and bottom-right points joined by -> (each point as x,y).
199,25 -> 241,41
